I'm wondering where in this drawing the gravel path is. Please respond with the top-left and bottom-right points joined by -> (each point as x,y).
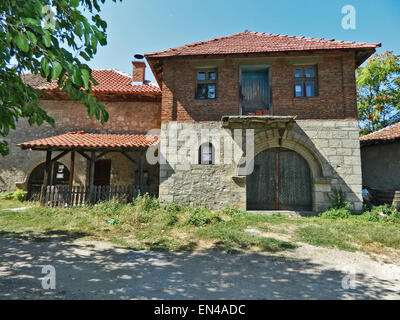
0,237 -> 399,299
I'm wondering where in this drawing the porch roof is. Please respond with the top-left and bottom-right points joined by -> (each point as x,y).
18,131 -> 160,151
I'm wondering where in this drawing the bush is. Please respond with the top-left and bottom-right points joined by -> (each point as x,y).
13,189 -> 27,202
370,204 -> 397,217
0,189 -> 27,202
358,210 -> 380,222
185,207 -> 221,227
163,210 -> 179,226
222,207 -> 245,217
134,194 -> 160,212
0,191 -> 14,200
329,189 -> 350,210
319,207 -> 351,219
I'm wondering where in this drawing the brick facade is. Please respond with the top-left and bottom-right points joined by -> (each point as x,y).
160,51 -> 358,122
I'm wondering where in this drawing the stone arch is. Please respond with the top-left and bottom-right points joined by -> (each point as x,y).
16,151 -> 70,189
253,138 -> 323,180
26,161 -> 70,200
237,128 -> 330,212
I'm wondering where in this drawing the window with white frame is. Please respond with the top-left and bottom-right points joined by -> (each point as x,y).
198,143 -> 214,165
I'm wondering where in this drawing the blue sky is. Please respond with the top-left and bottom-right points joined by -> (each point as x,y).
88,0 -> 400,83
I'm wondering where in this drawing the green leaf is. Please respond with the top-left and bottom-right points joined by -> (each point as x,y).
26,31 -> 37,46
42,31 -> 51,48
21,17 -> 40,26
41,57 -> 50,77
51,61 -> 63,80
81,69 -> 90,88
14,33 -> 29,53
71,0 -> 80,7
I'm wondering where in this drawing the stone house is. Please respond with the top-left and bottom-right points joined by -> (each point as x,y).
0,31 -> 381,212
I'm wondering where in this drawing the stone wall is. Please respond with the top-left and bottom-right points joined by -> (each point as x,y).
158,120 -> 363,212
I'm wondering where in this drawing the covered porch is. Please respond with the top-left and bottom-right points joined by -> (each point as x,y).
18,131 -> 160,206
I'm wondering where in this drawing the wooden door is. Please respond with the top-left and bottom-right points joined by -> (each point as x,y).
247,149 -> 276,210
246,148 -> 312,211
94,159 -> 111,186
241,67 -> 269,115
278,149 -> 312,210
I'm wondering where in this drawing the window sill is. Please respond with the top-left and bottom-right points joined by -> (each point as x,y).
293,96 -> 320,100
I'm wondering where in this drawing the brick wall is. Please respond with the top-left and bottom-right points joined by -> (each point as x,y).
41,99 -> 161,133
160,51 -> 358,122
0,98 -> 161,191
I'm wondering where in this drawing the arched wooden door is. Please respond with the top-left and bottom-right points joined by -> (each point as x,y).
247,147 -> 312,211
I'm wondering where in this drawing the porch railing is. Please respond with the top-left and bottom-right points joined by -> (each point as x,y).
41,184 -> 158,207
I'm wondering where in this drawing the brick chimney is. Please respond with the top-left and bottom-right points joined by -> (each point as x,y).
132,61 -> 146,83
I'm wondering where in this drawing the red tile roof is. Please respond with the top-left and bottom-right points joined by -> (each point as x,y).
18,132 -> 160,150
360,122 -> 400,145
22,70 -> 161,95
146,31 -> 381,58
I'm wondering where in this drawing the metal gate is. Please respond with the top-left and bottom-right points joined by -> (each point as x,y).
247,147 -> 312,211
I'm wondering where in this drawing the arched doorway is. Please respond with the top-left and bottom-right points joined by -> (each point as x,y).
247,147 -> 312,211
27,162 -> 70,200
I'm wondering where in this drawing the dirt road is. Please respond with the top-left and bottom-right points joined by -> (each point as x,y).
0,237 -> 399,299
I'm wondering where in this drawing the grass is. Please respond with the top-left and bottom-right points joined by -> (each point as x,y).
0,199 -> 34,210
0,197 -> 295,253
1,197 -> 400,257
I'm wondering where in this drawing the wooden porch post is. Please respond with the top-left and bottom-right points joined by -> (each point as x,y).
89,151 -> 96,204
68,151 -> 75,206
69,151 -> 75,187
138,150 -> 144,192
40,149 -> 52,206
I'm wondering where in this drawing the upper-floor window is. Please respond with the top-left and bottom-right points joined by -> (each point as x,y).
196,69 -> 217,99
294,66 -> 318,98
198,143 -> 214,164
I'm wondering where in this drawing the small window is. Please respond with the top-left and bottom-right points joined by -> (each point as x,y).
196,69 -> 217,99
199,143 -> 214,165
293,66 -> 318,97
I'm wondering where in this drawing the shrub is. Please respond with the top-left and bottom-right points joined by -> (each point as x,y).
13,189 -> 27,202
390,209 -> 400,221
370,204 -> 397,217
0,191 -> 14,200
319,207 -> 351,219
329,189 -> 350,210
0,190 -> 27,201
185,207 -> 221,227
222,207 -> 245,217
134,194 -> 160,212
358,210 -> 380,222
163,210 -> 179,226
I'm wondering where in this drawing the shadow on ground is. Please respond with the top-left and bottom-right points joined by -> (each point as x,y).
0,235 -> 398,300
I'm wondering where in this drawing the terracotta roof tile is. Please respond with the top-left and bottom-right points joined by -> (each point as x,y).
22,70 -> 161,95
360,122 -> 400,144
18,132 -> 160,150
145,31 -> 381,58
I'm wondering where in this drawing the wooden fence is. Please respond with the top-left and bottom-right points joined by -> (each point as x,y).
41,184 -> 158,207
